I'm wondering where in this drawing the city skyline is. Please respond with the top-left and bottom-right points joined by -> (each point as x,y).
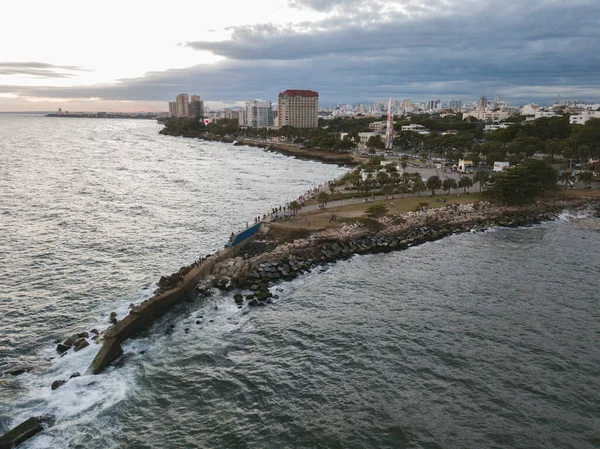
1,0 -> 599,112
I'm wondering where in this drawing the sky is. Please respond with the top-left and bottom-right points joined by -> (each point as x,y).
1,0 -> 599,112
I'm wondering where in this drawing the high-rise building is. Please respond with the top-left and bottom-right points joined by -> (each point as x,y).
278,90 -> 319,128
401,99 -> 410,111
189,95 -> 204,118
477,96 -> 488,110
448,99 -> 462,110
246,100 -> 274,127
224,108 -> 240,121
238,108 -> 247,126
168,102 -> 177,115
176,94 -> 189,117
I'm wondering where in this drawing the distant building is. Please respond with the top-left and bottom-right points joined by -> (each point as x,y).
569,110 -> 600,125
493,161 -> 510,172
238,108 -> 247,126
176,94 -> 189,117
458,159 -> 474,171
463,109 -> 511,121
369,121 -> 386,131
521,104 -> 539,116
224,108 -> 240,121
278,89 -> 319,128
246,100 -> 274,127
168,102 -> 177,116
401,124 -> 429,134
484,123 -> 512,132
189,95 -> 204,118
448,99 -> 462,110
477,96 -> 488,110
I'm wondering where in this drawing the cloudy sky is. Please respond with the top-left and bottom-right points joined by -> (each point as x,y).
1,0 -> 599,111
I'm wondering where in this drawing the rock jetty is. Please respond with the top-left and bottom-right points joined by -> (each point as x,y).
86,197 -> 597,375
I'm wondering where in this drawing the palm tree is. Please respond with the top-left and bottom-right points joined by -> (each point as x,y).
458,176 -> 474,193
289,200 -> 300,215
400,155 -> 409,172
442,178 -> 458,195
426,175 -> 442,195
473,170 -> 490,192
412,179 -> 426,196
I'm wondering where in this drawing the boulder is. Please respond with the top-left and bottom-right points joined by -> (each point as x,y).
248,299 -> 259,307
56,343 -> 71,355
63,334 -> 78,347
233,293 -> 244,304
70,372 -> 81,379
90,329 -> 100,336
73,339 -> 89,352
51,380 -> 66,391
77,332 -> 89,339
0,365 -> 33,377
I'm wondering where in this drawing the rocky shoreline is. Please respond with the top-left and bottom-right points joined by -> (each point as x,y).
159,128 -> 358,166
209,198 -> 597,291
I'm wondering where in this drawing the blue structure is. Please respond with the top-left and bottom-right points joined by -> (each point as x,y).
230,223 -> 261,247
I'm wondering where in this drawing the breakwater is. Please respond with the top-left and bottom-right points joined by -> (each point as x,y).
85,197 -> 598,376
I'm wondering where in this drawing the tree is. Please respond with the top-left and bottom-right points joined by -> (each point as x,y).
396,184 -> 409,198
364,173 -> 374,193
400,155 -> 409,172
289,200 -> 300,215
348,170 -> 363,192
458,176 -> 474,193
473,170 -> 490,192
484,159 -> 558,204
442,178 -> 458,195
412,178 -> 426,196
317,192 -> 330,208
578,171 -> 594,188
366,204 -> 388,219
426,175 -> 442,195
328,182 -> 336,195
382,183 -> 395,199
376,170 -> 390,187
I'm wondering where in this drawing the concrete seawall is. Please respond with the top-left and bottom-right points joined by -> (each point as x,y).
87,246 -> 236,374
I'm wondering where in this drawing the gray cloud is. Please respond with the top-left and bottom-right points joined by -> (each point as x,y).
0,62 -> 89,78
4,0 -> 600,105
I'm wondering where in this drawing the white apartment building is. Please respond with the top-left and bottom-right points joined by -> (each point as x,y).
570,110 -> 600,125
463,110 -> 511,121
484,123 -> 512,132
401,124 -> 429,134
245,100 -> 274,127
369,121 -> 386,131
521,104 -> 539,116
278,90 -> 319,128
534,111 -> 560,119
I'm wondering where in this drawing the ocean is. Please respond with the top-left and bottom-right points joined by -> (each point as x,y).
0,115 -> 598,448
